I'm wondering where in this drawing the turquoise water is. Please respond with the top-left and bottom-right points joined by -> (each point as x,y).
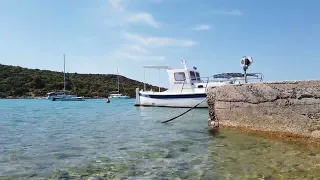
1,99 -> 320,179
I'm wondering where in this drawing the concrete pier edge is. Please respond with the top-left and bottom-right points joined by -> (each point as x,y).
206,80 -> 320,146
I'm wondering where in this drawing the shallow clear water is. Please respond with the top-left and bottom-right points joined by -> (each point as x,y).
0,99 -> 320,179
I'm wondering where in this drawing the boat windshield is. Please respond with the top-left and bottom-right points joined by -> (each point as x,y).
190,71 -> 196,80
188,71 -> 202,81
196,72 -> 201,81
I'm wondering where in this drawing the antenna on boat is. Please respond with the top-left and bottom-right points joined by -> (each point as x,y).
158,68 -> 161,92
63,54 -> 66,94
143,68 -> 146,91
117,67 -> 120,94
240,56 -> 253,83
181,58 -> 187,69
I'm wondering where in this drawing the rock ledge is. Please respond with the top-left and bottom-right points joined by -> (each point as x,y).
206,80 -> 320,143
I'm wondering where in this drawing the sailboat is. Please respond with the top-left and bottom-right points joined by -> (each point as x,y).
108,67 -> 130,99
46,54 -> 85,101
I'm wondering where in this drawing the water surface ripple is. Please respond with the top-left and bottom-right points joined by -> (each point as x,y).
0,99 -> 319,179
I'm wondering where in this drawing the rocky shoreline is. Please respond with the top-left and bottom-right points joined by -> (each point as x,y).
206,80 -> 320,145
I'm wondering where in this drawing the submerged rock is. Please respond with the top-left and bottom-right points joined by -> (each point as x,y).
48,160 -> 128,180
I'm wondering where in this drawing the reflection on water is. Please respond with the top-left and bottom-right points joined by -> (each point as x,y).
0,99 -> 319,179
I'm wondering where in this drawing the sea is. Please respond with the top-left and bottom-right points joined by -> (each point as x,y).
0,99 -> 320,179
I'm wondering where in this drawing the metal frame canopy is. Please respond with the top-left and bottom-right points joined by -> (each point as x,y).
142,65 -> 171,69
142,65 -> 171,91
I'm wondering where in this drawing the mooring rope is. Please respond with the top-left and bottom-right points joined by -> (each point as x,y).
161,97 -> 207,123
103,97 -> 208,124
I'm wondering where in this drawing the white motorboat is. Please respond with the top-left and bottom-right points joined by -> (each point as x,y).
134,59 -> 263,108
46,54 -> 85,101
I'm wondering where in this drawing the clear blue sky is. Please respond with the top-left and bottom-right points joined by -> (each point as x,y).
1,0 -> 319,88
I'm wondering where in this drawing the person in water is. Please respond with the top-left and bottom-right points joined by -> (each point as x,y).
106,97 -> 110,103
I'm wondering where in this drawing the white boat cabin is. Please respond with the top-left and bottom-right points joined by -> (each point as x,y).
141,62 -> 245,95
165,66 -> 229,94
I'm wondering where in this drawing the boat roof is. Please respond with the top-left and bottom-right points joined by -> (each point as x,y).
142,65 -> 171,69
142,65 -> 199,72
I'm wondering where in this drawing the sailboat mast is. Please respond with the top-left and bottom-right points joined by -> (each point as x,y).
63,54 -> 66,94
117,67 -> 120,93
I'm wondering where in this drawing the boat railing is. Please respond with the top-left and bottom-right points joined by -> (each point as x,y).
180,72 -> 264,92
205,72 -> 264,83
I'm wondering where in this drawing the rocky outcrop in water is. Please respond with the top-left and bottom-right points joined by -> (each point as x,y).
206,80 -> 320,141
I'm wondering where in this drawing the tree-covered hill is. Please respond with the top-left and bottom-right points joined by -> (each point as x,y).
0,64 -> 165,98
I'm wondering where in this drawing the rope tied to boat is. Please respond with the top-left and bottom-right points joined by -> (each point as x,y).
161,97 -> 207,123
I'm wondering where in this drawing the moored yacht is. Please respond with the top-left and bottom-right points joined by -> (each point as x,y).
108,67 -> 130,99
46,54 -> 84,101
46,92 -> 85,101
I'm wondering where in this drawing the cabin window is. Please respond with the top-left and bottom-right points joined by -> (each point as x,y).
190,71 -> 196,80
196,72 -> 201,81
174,72 -> 186,81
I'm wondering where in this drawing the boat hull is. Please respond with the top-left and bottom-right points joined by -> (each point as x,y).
46,96 -> 85,101
52,98 -> 85,101
135,91 -> 208,108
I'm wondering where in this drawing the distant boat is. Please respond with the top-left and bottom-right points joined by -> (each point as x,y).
108,67 -> 130,99
46,54 -> 85,101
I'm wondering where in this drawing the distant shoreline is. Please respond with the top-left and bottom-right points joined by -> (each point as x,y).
1,63 -> 163,98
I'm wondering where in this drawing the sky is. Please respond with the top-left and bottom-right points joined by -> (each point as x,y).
0,0 -> 320,88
